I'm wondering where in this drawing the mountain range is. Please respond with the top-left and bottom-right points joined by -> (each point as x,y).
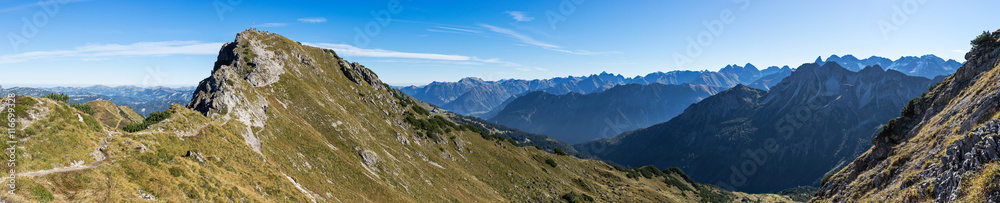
400,63 -> 790,118
402,54 -> 958,120
577,62 -> 941,193
489,83 -> 725,144
817,54 -> 962,79
0,85 -> 194,116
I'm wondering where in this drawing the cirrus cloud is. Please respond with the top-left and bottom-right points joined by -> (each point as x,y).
505,11 -> 534,22
0,41 -> 224,64
298,17 -> 328,23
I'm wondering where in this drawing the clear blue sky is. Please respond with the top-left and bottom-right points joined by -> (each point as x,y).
1,0 -> 997,87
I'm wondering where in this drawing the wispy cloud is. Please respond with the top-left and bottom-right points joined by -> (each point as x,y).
258,23 -> 287,27
298,17 -> 327,23
0,41 -> 223,64
479,24 -> 616,55
430,26 -> 481,34
479,24 -> 558,49
306,43 -> 470,60
505,11 -> 534,22
304,43 -> 544,71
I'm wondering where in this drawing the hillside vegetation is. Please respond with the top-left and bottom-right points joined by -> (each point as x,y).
0,29 -> 798,202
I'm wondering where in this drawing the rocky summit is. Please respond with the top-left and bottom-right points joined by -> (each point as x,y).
0,29 -> 799,202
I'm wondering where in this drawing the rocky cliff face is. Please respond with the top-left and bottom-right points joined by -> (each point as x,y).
814,29 -> 1000,202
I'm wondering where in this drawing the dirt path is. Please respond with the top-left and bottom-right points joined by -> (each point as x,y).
0,139 -> 108,182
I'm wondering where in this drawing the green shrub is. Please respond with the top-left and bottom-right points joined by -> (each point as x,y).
664,167 -> 698,188
43,93 -> 69,103
821,171 -> 836,185
31,183 -> 54,202
122,109 -> 173,132
411,105 -> 429,115
68,103 -> 94,114
635,165 -> 665,179
506,138 -> 519,146
169,167 -> 185,177
663,176 -> 694,191
901,97 -> 919,117
972,31 -> 994,49
545,158 -> 558,167
697,185 -> 734,203
778,186 -> 819,202
554,148 -> 568,156
561,191 -> 594,203
878,118 -> 898,138
929,82 -> 943,92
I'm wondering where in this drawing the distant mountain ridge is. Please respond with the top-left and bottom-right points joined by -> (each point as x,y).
400,63 -> 786,117
0,85 -> 194,116
401,54 -> 958,118
817,54 -> 962,78
577,62 -> 940,193
489,83 -> 726,144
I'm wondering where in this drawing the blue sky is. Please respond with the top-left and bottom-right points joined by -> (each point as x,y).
0,0 -> 997,87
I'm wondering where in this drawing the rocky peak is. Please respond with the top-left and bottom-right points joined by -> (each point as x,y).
827,54 -> 842,62
187,28 -> 387,156
457,77 -> 484,84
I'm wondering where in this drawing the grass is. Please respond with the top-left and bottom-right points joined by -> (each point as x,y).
961,161 -> 1000,202
30,182 -> 54,202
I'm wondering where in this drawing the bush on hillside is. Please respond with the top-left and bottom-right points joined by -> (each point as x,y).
972,31 -> 995,49
122,110 -> 173,132
561,191 -> 594,203
68,103 -> 94,115
554,148 -> 568,156
545,158 -> 558,167
901,97 -> 920,117
43,93 -> 69,103
778,186 -> 819,202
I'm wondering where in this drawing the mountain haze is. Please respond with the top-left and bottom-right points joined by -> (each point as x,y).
490,83 -> 725,144
401,64 -> 784,117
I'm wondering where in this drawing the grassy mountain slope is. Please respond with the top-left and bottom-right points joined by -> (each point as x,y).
0,29 -> 796,202
84,100 -> 145,129
813,30 -> 1000,202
